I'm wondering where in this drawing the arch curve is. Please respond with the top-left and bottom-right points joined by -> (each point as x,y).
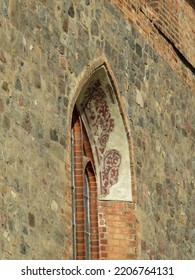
69,56 -> 136,202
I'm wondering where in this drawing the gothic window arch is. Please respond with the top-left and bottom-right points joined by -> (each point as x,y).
71,62 -> 136,260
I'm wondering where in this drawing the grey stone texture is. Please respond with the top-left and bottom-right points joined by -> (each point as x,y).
0,0 -> 194,259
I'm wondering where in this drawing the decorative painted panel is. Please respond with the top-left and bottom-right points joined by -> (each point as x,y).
76,66 -> 132,201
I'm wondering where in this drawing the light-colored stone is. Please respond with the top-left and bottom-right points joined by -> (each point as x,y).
51,200 -> 58,212
136,91 -> 144,108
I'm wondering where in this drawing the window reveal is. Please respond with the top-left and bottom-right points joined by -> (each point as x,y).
71,107 -> 99,260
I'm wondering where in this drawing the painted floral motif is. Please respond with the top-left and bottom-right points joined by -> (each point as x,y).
101,149 -> 122,195
81,79 -> 122,195
81,80 -> 114,159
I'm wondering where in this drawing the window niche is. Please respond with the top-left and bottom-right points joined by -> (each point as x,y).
75,65 -> 132,201
71,63 -> 133,260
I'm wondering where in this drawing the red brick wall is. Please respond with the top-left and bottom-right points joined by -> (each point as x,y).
72,109 -> 100,260
72,109 -> 85,259
99,201 -> 139,259
83,127 -> 100,260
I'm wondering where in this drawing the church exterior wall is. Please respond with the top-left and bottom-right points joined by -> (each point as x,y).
0,0 -> 194,259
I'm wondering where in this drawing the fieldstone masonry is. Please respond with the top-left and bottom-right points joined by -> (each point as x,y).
0,0 -> 194,259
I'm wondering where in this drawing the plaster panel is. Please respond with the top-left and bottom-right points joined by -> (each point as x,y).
76,66 -> 132,201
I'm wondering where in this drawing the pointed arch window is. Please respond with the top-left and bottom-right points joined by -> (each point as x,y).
70,63 -> 135,260
71,107 -> 99,260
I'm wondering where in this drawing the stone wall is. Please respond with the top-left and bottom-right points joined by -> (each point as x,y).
111,0 -> 195,89
0,0 -> 194,259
